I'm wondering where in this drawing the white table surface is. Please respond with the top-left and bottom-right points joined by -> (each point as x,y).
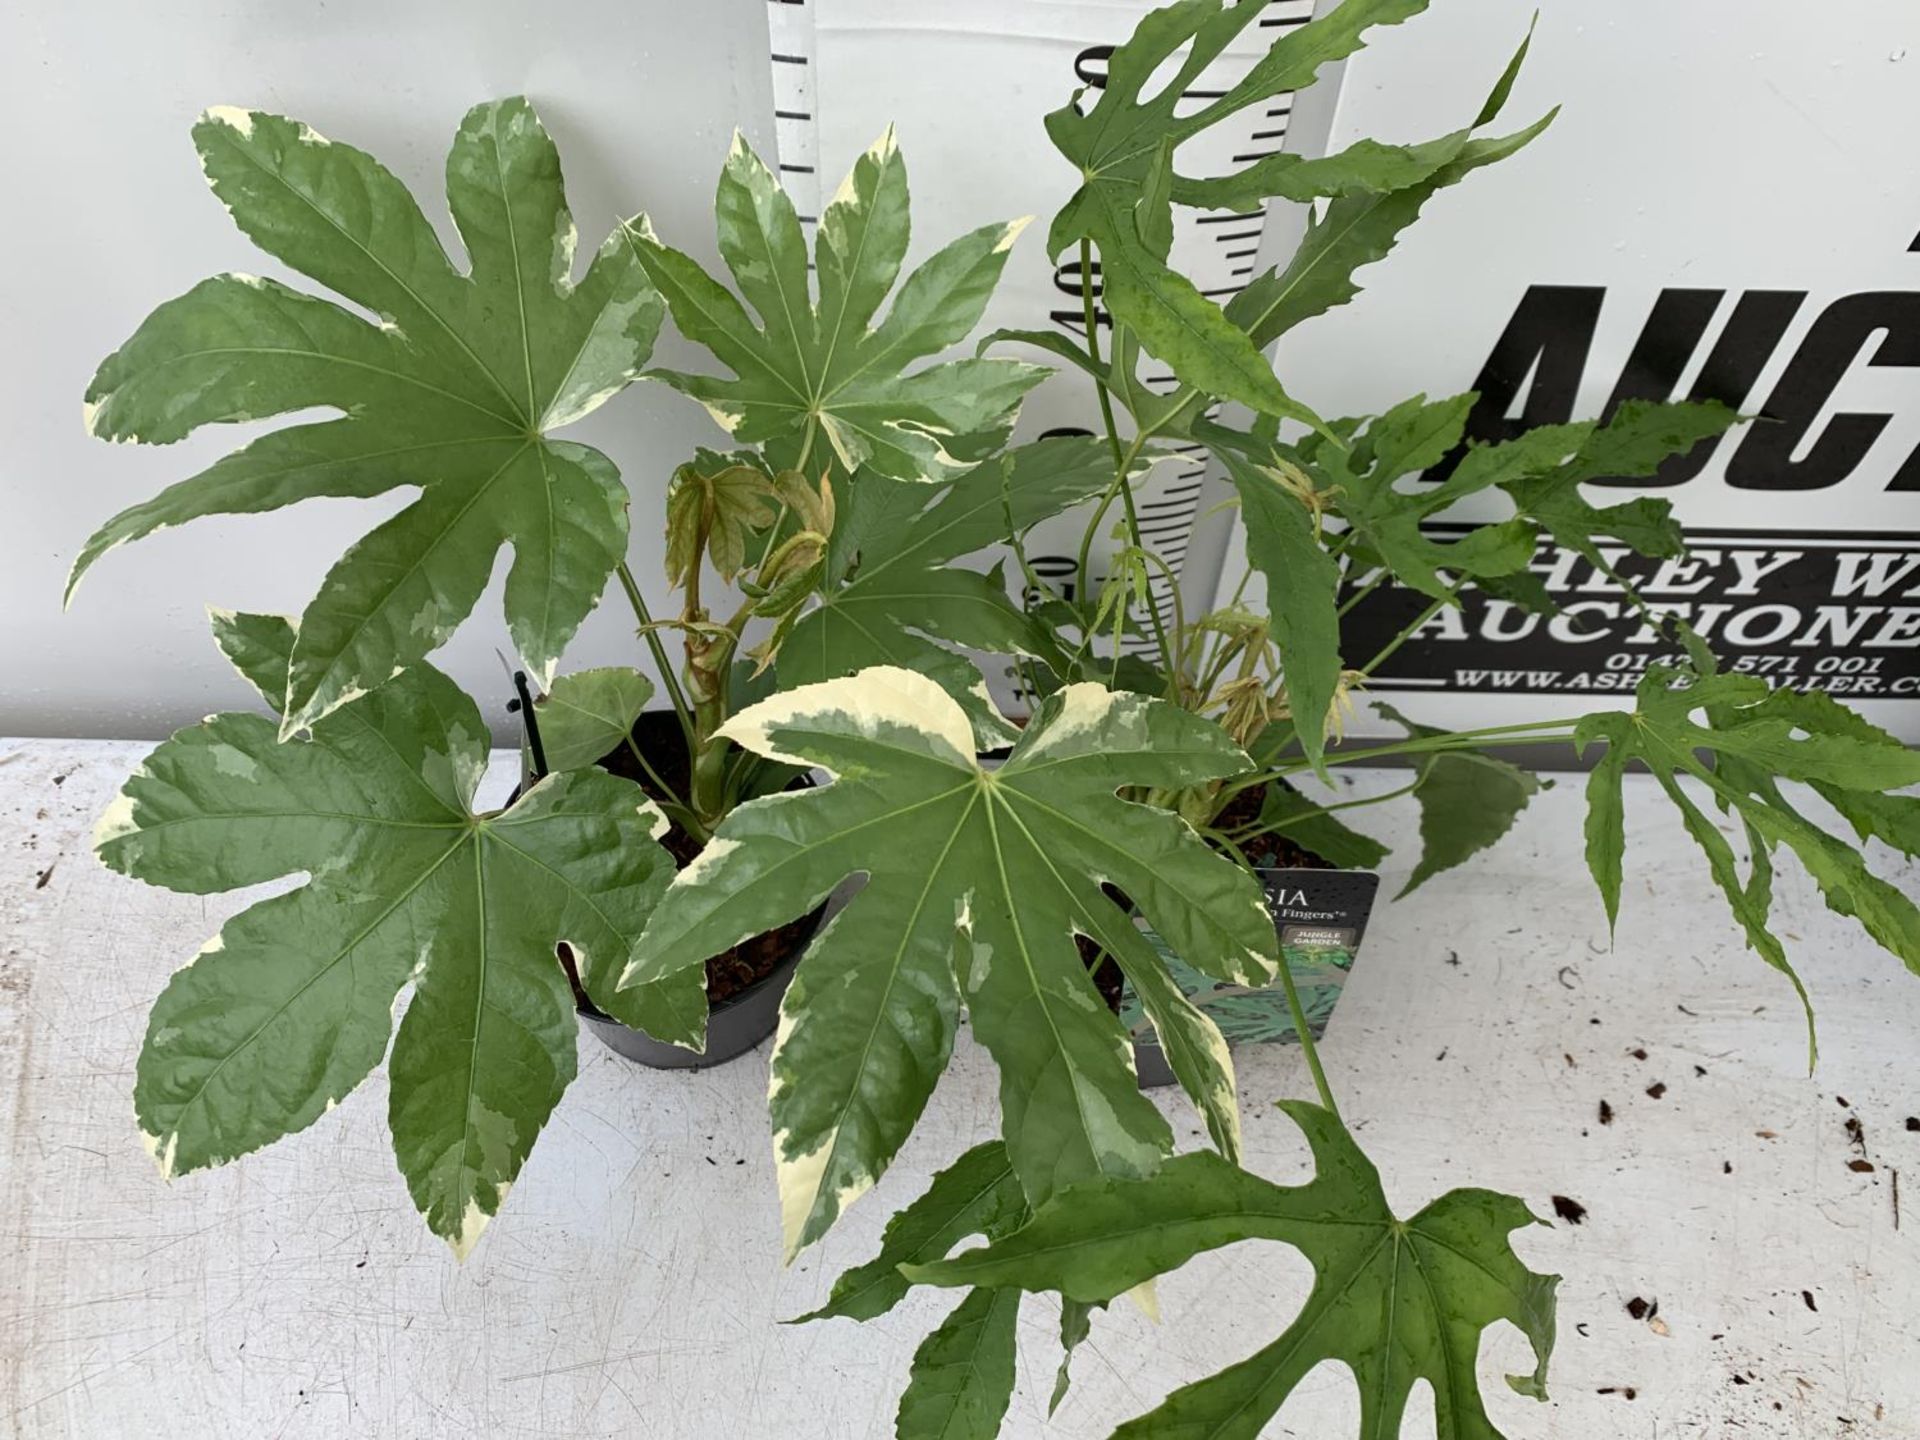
3,738 -> 1917,1439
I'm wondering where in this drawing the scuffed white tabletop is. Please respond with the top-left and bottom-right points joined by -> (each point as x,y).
4,738 -> 1916,1437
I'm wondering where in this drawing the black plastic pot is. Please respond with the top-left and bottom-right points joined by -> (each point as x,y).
575,927 -> 815,1069
514,695 -> 822,1072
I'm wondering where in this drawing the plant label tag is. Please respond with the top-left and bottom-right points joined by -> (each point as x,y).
1127,867 -> 1380,1089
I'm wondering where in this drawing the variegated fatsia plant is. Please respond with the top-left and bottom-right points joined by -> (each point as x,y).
71,0 -> 1920,1434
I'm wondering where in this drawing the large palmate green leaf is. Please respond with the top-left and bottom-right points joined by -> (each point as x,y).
775,436 -> 1117,738
621,667 -> 1274,1255
77,101 -> 662,734
625,130 -> 1045,483
907,1102 -> 1558,1439
98,612 -> 694,1256
1578,661 -> 1920,1055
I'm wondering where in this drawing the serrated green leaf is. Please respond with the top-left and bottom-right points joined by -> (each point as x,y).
1376,702 -> 1543,897
1275,394 -> 1608,607
1050,1298 -> 1098,1414
1176,133 -> 1484,214
99,613 -> 693,1255
976,326 -> 1111,389
1091,183 -> 1326,431
1320,442 -> 1542,602
1252,781 -> 1390,871
777,436 -> 1116,740
1577,665 -> 1920,1056
796,1141 -> 1024,1324
627,131 -> 1044,483
1310,398 -> 1735,634
535,667 -> 655,772
1227,30 -> 1552,351
796,1138 -> 1032,1440
1745,690 -> 1920,859
1462,400 -> 1740,566
1043,0 -> 1434,426
906,1101 -> 1558,1438
1582,740 -> 1629,935
1219,453 -> 1342,774
1354,390 -> 1477,479
78,101 -> 662,733
894,1287 -> 1020,1440
1562,398 -> 1742,486
1403,751 -> 1541,895
621,668 -> 1275,1255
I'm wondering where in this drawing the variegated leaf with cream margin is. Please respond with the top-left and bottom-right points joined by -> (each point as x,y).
622,128 -> 1047,483
99,611 -> 696,1256
75,99 -> 662,735
620,666 -> 1274,1257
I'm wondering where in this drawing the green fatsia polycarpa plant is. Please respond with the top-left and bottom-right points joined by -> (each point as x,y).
798,0 -> 1920,1431
72,99 -> 661,735
97,610 -> 697,1256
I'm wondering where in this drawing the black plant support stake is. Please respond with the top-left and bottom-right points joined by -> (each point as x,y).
509,670 -> 548,779
507,668 -> 585,1007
